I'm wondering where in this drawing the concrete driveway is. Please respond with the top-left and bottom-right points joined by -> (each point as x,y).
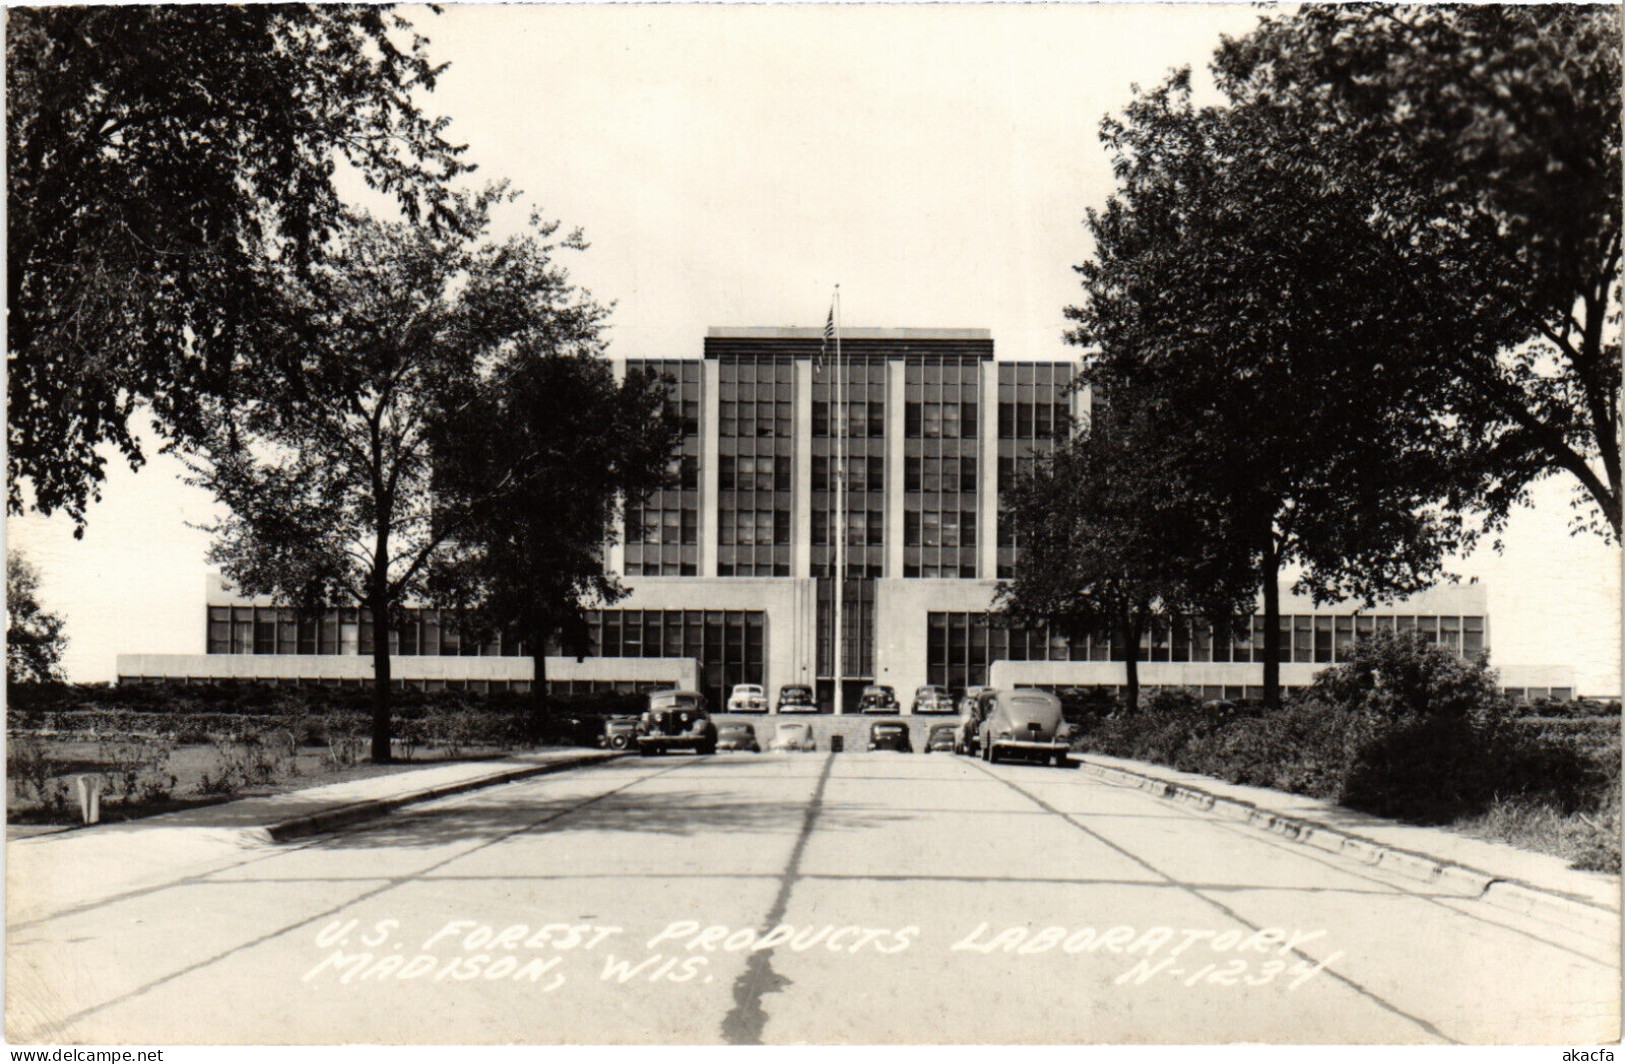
7,752 -> 1617,1044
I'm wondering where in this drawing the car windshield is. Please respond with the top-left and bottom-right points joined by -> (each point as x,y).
780,686 -> 813,701
719,725 -> 750,736
776,724 -> 808,735
651,694 -> 702,712
735,685 -> 762,694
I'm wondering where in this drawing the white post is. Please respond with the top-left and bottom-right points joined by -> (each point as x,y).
76,775 -> 103,825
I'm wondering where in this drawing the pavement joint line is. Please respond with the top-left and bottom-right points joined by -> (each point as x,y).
1074,755 -> 1618,939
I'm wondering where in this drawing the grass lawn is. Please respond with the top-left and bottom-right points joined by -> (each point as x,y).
6,738 -> 538,826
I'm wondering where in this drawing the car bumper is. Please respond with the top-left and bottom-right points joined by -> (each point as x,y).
992,740 -> 1070,756
639,735 -> 709,750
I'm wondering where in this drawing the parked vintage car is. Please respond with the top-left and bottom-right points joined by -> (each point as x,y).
867,719 -> 911,752
910,685 -> 955,715
857,684 -> 899,713
727,683 -> 768,713
923,722 -> 958,753
768,721 -> 817,752
601,715 -> 639,750
776,684 -> 818,713
716,722 -> 761,753
637,689 -> 717,756
976,688 -> 1073,766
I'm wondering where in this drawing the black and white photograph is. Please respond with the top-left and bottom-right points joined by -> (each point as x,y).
5,1 -> 1621,1050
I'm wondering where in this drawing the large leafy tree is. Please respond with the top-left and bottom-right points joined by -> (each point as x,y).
1214,4 -> 1622,540
433,352 -> 681,704
185,190 -> 606,762
7,5 -> 470,532
6,549 -> 68,685
995,403 -> 1254,709
1070,72 -> 1504,706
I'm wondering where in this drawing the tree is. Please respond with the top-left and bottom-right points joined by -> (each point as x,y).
1214,5 -> 1622,540
8,5 -> 470,533
433,351 -> 681,706
185,190 -> 607,762
7,550 -> 68,685
1070,72 -> 1504,707
995,402 -> 1253,709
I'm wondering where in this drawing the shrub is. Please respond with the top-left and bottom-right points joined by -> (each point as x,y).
196,728 -> 294,796
98,738 -> 178,803
1309,630 -> 1506,722
6,733 -> 71,812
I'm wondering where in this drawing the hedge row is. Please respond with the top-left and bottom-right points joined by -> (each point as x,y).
7,683 -> 649,749
7,680 -> 645,718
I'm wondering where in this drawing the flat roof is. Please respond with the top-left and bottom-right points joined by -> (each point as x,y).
706,326 -> 992,341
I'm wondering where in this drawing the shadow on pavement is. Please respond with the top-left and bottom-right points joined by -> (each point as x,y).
308,784 -> 911,850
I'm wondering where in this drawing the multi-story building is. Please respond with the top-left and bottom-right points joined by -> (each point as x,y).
117,327 -> 1574,706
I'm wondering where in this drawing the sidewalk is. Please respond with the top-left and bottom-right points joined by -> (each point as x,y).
1076,752 -> 1620,937
6,748 -> 623,926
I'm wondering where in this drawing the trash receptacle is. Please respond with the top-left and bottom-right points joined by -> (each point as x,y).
830,734 -> 844,753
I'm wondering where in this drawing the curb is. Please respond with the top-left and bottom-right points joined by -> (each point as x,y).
1075,756 -> 1617,939
260,750 -> 629,843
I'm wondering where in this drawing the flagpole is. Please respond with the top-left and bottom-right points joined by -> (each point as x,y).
832,284 -> 844,717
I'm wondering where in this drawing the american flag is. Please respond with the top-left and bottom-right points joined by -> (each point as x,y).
818,305 -> 834,370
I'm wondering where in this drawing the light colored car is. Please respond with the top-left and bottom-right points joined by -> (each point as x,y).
768,721 -> 817,752
716,722 -> 761,753
923,723 -> 958,753
727,683 -> 768,713
977,688 -> 1073,767
910,685 -> 954,714
776,683 -> 818,713
601,716 -> 639,750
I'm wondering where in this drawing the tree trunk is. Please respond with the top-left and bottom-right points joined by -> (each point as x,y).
369,581 -> 394,764
531,626 -> 549,705
1119,612 -> 1143,712
1261,535 -> 1281,710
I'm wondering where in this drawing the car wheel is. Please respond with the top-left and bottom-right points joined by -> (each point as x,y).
609,734 -> 630,750
638,743 -> 652,757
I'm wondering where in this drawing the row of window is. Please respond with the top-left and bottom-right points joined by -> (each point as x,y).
813,455 -> 884,493
812,401 -> 885,438
720,455 -> 792,493
720,509 -> 792,546
925,612 -> 1490,688
207,607 -> 528,658
908,455 -> 979,494
997,402 -> 1071,441
718,400 -> 792,439
581,608 -> 765,709
811,509 -> 885,547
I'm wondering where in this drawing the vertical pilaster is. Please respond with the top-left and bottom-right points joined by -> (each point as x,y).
700,358 -> 721,577
978,362 -> 1000,579
793,358 -> 813,579
885,360 -> 906,579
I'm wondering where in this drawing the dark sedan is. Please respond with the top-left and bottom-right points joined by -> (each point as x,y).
866,719 -> 911,753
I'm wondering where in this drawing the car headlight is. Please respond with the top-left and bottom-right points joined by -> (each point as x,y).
997,730 -> 1012,741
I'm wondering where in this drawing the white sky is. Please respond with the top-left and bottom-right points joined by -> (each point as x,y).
7,3 -> 1621,694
